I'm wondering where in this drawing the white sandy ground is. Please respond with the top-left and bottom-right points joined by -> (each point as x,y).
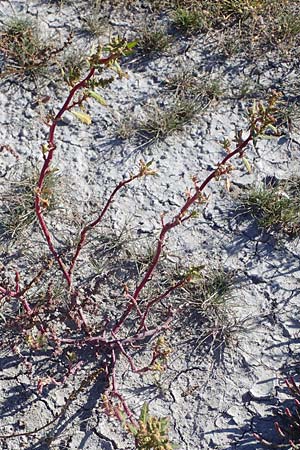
0,1 -> 300,449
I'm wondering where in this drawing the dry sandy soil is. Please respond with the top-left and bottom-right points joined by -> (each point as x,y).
0,1 -> 300,449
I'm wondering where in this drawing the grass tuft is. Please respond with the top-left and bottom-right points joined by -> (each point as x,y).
172,8 -> 209,34
0,16 -> 70,82
179,267 -> 240,350
137,25 -> 172,55
81,5 -> 107,37
165,69 -> 223,101
137,97 -> 201,140
187,268 -> 235,313
241,177 -> 300,236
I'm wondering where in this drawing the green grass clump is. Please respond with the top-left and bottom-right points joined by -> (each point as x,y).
181,267 -> 239,349
165,69 -> 223,101
138,97 -> 200,140
172,8 -> 208,34
269,10 -> 300,46
241,178 -> 300,236
138,26 -> 172,55
189,268 -> 235,311
116,96 -> 202,142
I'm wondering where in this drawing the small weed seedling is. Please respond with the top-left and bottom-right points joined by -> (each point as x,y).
126,403 -> 174,450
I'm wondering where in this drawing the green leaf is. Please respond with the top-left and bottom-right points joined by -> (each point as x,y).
111,61 -> 123,77
242,157 -> 252,174
265,124 -> 278,134
41,143 -> 49,155
140,403 -> 149,424
71,110 -> 92,125
126,423 -> 138,435
88,90 -> 107,106
127,40 -> 138,49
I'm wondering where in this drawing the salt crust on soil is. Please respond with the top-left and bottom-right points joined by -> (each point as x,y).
0,1 -> 300,449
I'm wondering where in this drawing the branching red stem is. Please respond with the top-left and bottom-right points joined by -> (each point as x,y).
34,53 -> 118,287
69,173 -> 142,276
113,134 -> 252,333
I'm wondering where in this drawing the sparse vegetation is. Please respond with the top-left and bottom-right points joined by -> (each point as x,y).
241,178 -> 300,236
0,16 -> 71,81
117,95 -> 206,143
137,25 -> 172,55
161,0 -> 300,57
117,72 -> 221,142
172,7 -> 208,34
0,38 -> 281,445
0,1 -> 298,449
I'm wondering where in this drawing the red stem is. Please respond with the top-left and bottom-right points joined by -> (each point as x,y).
35,53 -> 117,287
113,135 -> 252,334
69,173 -> 141,276
137,277 -> 188,332
59,315 -> 174,347
34,67 -> 96,286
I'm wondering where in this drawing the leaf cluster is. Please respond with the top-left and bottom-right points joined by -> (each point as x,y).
127,403 -> 175,450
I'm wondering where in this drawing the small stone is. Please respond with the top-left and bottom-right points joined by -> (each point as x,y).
19,128 -> 28,138
249,378 -> 275,400
24,109 -> 35,119
60,114 -> 73,125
